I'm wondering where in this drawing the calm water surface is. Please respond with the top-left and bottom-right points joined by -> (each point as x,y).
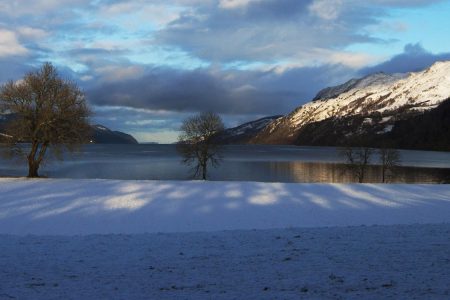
1,144 -> 449,183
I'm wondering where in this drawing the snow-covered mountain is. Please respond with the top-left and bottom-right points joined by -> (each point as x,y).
250,61 -> 450,149
214,115 -> 282,144
312,72 -> 407,101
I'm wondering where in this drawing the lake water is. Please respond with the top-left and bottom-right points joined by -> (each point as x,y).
1,144 -> 449,183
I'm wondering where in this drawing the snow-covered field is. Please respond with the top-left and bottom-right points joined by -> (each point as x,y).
0,178 -> 449,299
1,178 -> 450,235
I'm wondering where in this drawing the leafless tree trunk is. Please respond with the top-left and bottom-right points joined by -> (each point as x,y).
340,146 -> 373,183
379,147 -> 400,183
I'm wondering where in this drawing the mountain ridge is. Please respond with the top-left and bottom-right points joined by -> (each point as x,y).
0,115 -> 138,145
213,115 -> 282,144
90,124 -> 138,144
248,60 -> 450,150
312,72 -> 407,101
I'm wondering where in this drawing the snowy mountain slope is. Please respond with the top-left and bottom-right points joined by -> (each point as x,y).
294,98 -> 450,150
213,115 -> 282,144
313,72 -> 407,101
251,61 -> 450,146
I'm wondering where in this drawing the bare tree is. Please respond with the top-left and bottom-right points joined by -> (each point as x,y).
340,146 -> 373,183
379,147 -> 400,183
177,112 -> 224,180
0,62 -> 90,177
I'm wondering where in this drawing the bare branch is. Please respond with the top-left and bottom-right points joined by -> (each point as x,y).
177,112 -> 225,180
0,62 -> 91,177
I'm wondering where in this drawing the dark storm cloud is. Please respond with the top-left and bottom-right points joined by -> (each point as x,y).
220,0 -> 312,20
361,43 -> 450,74
0,58 -> 31,83
88,68 -> 284,115
87,63 -> 352,115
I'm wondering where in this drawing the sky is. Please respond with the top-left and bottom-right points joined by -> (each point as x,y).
1,0 -> 450,143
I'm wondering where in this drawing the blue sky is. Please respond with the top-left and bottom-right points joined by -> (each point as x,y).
1,0 -> 450,143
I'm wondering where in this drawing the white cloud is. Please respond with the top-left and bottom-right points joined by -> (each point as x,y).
100,2 -> 137,15
270,49 -> 380,74
0,29 -> 29,57
17,27 -> 49,40
125,119 -> 167,126
0,0 -> 90,16
326,51 -> 381,69
80,75 -> 94,81
94,65 -> 145,83
218,0 -> 261,9
99,2 -> 183,28
309,0 -> 343,20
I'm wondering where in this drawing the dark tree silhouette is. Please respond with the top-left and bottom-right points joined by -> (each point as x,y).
379,146 -> 400,183
0,62 -> 90,177
340,145 -> 373,183
177,112 -> 224,180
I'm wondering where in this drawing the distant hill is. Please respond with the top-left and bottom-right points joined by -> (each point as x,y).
213,116 -> 282,144
90,125 -> 138,144
0,115 -> 138,145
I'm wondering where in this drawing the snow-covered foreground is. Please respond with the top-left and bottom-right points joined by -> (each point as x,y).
1,224 -> 450,299
0,178 -> 449,235
1,178 -> 449,299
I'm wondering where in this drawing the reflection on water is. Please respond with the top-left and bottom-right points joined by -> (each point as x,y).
205,160 -> 450,183
0,144 -> 449,183
260,162 -> 450,184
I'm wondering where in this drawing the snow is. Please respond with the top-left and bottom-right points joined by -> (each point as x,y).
222,116 -> 280,137
380,116 -> 393,123
1,178 -> 450,235
383,124 -> 394,133
264,61 -> 450,134
94,125 -> 109,131
363,117 -> 372,125
0,132 -> 12,138
1,178 -> 450,299
1,224 -> 450,299
353,72 -> 407,90
313,72 -> 406,101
